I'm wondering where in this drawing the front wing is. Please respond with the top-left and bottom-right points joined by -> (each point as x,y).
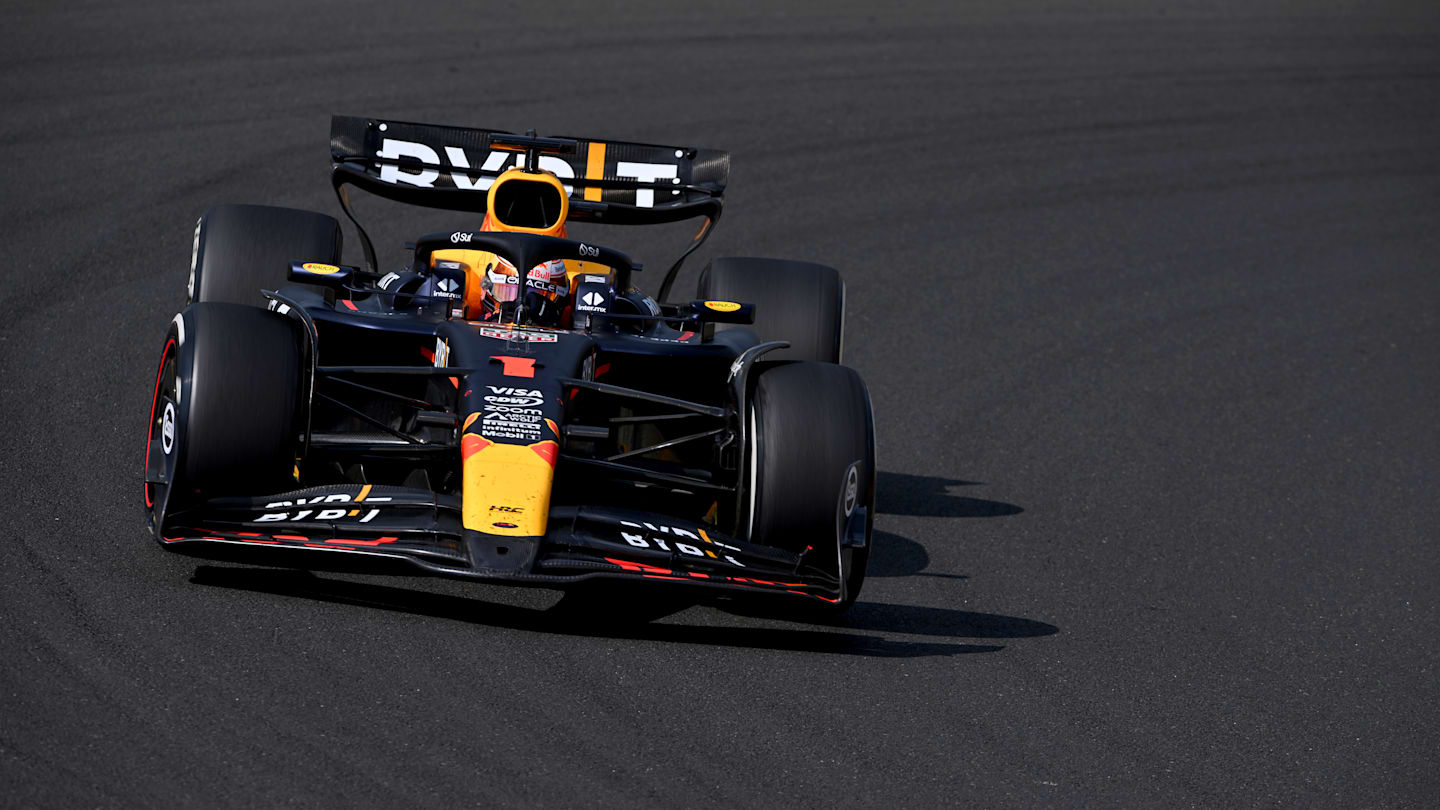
158,485 -> 843,604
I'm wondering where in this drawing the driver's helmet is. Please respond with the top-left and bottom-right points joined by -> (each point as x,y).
478,255 -> 569,325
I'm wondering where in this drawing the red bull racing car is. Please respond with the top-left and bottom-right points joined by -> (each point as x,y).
143,116 -> 875,612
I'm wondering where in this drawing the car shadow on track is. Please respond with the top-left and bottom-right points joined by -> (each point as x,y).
877,472 -> 1024,519
190,565 -> 1056,659
869,530 -> 964,579
870,472 -> 1023,581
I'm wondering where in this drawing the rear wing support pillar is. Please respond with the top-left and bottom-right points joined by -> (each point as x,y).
332,175 -> 379,274
657,199 -> 723,304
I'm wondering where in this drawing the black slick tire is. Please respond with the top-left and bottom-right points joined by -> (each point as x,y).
698,257 -> 844,363
161,303 -> 304,512
189,203 -> 342,306
748,361 -> 875,613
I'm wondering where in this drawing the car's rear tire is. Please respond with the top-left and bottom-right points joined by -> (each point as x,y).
189,203 -> 343,306
748,361 -> 875,612
147,303 -> 304,523
697,257 -> 844,363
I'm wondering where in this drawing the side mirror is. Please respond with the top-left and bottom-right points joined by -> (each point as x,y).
429,260 -> 468,319
689,299 -> 755,325
574,273 -> 616,330
289,261 -> 357,287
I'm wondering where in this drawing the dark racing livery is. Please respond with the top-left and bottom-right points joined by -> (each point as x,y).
144,116 -> 875,612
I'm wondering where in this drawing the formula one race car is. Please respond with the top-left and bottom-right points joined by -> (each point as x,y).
143,116 -> 875,612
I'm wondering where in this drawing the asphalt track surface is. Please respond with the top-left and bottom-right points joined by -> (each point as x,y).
3,1 -> 1438,806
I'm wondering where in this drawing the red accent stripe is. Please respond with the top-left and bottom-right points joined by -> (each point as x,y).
143,338 -> 175,509
273,534 -> 307,541
492,355 -> 536,378
730,577 -> 808,588
326,536 -> 399,547
340,299 -> 359,311
603,557 -> 672,575
529,440 -> 558,467
462,433 -> 493,461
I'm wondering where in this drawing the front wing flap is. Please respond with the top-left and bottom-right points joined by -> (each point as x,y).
160,486 -> 843,603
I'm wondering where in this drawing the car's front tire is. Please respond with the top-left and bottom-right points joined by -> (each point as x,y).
145,303 -> 304,531
747,361 -> 875,613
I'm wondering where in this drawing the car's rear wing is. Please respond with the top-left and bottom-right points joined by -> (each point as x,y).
330,116 -> 728,296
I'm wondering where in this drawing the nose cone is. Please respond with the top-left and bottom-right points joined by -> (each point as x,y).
461,434 -> 560,538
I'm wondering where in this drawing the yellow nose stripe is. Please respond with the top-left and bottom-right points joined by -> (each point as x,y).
462,443 -> 555,536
